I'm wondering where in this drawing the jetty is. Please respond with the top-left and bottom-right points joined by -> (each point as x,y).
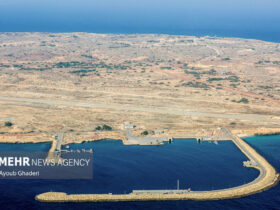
36,128 -> 279,202
46,132 -> 64,161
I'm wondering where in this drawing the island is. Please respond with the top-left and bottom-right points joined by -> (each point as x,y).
0,33 -> 279,201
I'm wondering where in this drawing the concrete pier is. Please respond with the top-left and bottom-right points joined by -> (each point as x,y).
46,132 -> 64,162
36,129 -> 279,202
56,132 -> 64,152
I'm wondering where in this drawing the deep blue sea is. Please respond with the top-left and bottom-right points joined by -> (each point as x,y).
0,0 -> 280,43
0,136 -> 279,210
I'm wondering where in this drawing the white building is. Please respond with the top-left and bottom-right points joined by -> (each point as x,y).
124,124 -> 136,129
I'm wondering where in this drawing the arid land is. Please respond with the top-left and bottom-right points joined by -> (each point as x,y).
0,33 -> 279,144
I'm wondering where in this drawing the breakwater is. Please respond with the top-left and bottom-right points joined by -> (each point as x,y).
35,129 -> 279,202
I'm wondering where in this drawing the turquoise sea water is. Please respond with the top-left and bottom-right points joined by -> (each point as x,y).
0,136 -> 279,209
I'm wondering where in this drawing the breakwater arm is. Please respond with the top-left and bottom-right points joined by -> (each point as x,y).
36,130 -> 279,202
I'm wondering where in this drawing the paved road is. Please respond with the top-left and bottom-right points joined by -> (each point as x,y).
56,132 -> 64,152
0,96 -> 275,122
222,128 -> 266,185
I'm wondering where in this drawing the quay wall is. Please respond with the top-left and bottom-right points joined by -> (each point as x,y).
36,133 -> 279,202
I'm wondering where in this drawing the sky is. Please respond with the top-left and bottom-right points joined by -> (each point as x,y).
0,0 -> 279,41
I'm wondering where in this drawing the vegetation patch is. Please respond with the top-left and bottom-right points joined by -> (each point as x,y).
258,85 -> 272,90
81,55 -> 94,59
95,124 -> 112,131
184,69 -> 217,79
69,69 -> 96,75
160,66 -> 172,70
141,130 -> 149,136
20,67 -> 50,71
237,98 -> 249,104
4,122 -> 13,127
182,81 -> 209,89
207,76 -> 239,83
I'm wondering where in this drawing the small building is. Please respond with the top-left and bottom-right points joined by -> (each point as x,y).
153,130 -> 164,135
124,124 -> 136,129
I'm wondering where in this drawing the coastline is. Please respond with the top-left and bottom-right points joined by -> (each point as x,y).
35,133 -> 280,202
0,32 -> 279,44
0,128 -> 279,202
0,127 -> 279,145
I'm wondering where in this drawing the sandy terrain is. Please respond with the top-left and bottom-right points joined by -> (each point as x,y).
0,33 -> 279,143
